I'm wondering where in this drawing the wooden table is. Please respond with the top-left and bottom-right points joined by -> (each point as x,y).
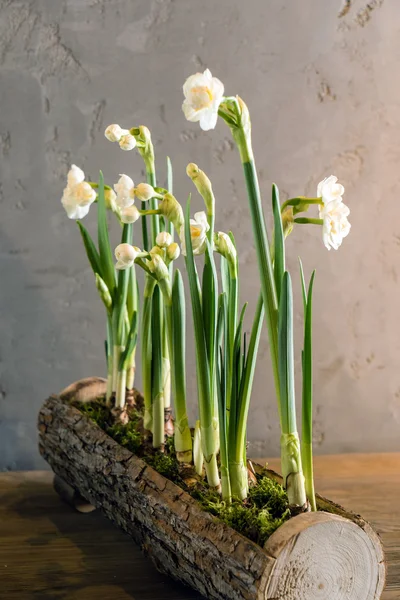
0,454 -> 399,600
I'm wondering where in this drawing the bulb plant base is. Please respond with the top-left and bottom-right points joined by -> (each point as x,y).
38,378 -> 385,600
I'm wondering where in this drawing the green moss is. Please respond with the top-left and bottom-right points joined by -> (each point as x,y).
74,398 -> 291,546
108,421 -> 142,455
146,451 -> 180,481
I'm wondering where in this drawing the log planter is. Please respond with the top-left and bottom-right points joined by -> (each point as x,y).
38,378 -> 386,600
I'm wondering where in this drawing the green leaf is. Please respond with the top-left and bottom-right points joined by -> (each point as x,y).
278,271 -> 296,435
272,184 -> 285,302
171,269 -> 186,408
77,221 -> 102,278
298,257 -> 307,314
184,196 -> 212,426
302,270 -> 316,444
167,156 -> 173,195
235,293 -> 264,463
97,172 -> 116,296
119,311 -> 138,370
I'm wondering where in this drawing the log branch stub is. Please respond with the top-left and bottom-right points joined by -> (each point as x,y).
38,379 -> 386,600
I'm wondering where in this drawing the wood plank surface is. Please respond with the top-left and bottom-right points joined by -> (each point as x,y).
0,453 -> 398,599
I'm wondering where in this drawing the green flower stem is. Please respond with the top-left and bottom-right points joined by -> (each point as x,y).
106,314 -> 114,404
226,272 -> 238,412
300,264 -> 317,511
171,271 -> 192,462
232,127 -> 281,423
142,276 -> 156,433
116,368 -> 127,410
184,199 -> 220,491
152,285 -> 165,449
278,272 -> 307,507
294,218 -> 324,225
280,197 -> 321,212
234,293 -> 264,470
126,350 -> 136,390
159,272 -> 192,463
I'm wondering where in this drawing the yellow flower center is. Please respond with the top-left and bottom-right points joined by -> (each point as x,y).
190,86 -> 213,110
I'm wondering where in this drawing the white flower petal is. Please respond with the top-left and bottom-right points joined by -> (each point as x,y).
67,165 -> 85,187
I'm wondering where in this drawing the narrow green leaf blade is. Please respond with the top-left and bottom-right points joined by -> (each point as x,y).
97,171 -> 116,295
77,221 -> 102,278
278,271 -> 296,434
272,184 -> 285,302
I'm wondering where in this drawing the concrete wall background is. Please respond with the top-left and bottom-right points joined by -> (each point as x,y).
0,0 -> 399,469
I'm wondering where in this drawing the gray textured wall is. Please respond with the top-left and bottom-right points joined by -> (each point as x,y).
1,0 -> 399,470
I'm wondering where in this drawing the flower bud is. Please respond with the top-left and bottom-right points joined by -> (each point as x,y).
95,274 -> 112,309
104,188 -> 117,211
114,243 -> 140,270
186,163 -> 215,215
119,133 -> 137,151
214,231 -> 237,275
135,182 -> 156,202
158,193 -> 184,234
120,205 -> 140,224
156,231 -> 172,248
67,164 -> 85,187
114,174 -> 135,208
147,253 -> 169,281
166,242 -> 180,262
149,245 -> 164,259
104,124 -> 128,143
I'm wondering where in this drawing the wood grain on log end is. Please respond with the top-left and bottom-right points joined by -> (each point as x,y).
262,511 -> 386,599
59,377 -> 107,404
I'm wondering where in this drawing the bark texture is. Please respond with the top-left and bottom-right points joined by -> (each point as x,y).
38,378 -> 385,600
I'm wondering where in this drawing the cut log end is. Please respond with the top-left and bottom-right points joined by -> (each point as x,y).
262,512 -> 385,600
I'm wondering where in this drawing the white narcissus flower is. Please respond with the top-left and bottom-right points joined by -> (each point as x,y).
180,211 -> 210,256
61,165 -> 96,220
119,133 -> 137,151
182,69 -> 224,131
317,175 -> 350,250
156,231 -> 172,248
317,175 -> 344,205
104,124 -> 129,143
135,182 -> 157,202
114,174 -> 135,208
115,243 -> 140,270
319,200 -> 351,251
120,205 -> 140,224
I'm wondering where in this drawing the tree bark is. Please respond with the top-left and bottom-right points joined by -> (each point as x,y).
38,378 -> 385,600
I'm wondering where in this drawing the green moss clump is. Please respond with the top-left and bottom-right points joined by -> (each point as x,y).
146,451 -> 180,481
74,399 -> 291,546
108,421 -> 142,455
193,476 -> 290,546
76,402 -> 110,430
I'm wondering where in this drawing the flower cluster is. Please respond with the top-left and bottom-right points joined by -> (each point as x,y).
113,175 -> 159,224
61,165 -> 97,220
104,124 -> 137,151
317,176 -> 351,251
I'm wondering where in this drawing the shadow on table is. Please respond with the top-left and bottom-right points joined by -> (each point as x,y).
7,478 -> 204,600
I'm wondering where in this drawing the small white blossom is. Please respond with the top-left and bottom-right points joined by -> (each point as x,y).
104,124 -> 129,143
114,243 -> 140,270
180,211 -> 210,256
67,164 -> 85,187
135,182 -> 157,202
104,188 -> 118,212
166,242 -> 180,262
119,133 -> 137,151
61,165 -> 96,220
156,231 -> 172,248
182,69 -> 224,131
317,175 -> 344,205
320,200 -> 351,251
114,174 -> 135,208
120,205 -> 140,224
